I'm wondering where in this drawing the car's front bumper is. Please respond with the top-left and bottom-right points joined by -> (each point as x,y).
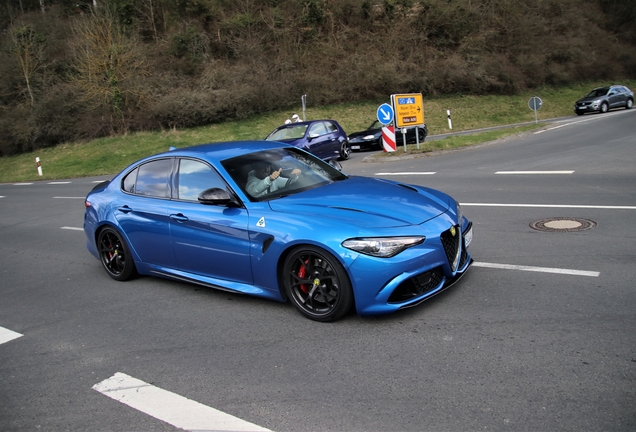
575,103 -> 598,113
349,137 -> 381,151
350,220 -> 473,316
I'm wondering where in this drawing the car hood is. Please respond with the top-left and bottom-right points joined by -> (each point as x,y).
348,129 -> 381,139
576,95 -> 605,103
268,176 -> 450,228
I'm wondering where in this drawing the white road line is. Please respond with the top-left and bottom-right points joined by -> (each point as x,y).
93,373 -> 272,432
375,172 -> 436,176
0,196 -> 5,199
61,226 -> 84,231
53,196 -> 85,199
495,171 -> 574,175
461,202 -> 636,210
48,181 -> 71,184
473,261 -> 599,277
0,327 -> 23,345
13,183 -> 33,186
533,116 -> 603,134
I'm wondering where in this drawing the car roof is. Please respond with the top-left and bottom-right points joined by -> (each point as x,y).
153,140 -> 292,162
274,119 -> 338,127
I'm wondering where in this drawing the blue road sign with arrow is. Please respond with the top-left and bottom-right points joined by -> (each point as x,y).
377,103 -> 394,125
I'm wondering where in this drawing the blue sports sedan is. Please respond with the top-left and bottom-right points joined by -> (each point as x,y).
84,141 -> 473,322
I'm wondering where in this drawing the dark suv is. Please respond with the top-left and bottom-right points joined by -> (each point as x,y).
574,85 -> 634,115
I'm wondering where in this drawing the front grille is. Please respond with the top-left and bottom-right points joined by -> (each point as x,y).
440,226 -> 461,271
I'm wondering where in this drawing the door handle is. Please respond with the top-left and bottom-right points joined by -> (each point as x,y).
117,205 -> 132,213
170,213 -> 189,223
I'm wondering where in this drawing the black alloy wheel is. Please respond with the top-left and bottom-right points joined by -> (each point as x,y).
283,246 -> 353,322
98,227 -> 137,281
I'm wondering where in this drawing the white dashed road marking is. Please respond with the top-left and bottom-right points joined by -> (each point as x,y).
93,372 -> 272,432
375,172 -> 436,176
461,202 -> 636,210
495,171 -> 574,175
0,327 -> 23,345
61,226 -> 84,231
474,262 -> 599,277
53,196 -> 85,199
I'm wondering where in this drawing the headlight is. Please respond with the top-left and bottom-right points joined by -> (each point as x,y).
455,200 -> 463,222
342,236 -> 425,258
363,134 -> 376,140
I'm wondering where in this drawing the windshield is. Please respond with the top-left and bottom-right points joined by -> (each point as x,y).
221,147 -> 347,202
586,88 -> 609,98
266,124 -> 309,141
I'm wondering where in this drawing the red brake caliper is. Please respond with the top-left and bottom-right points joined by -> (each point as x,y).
298,259 -> 310,294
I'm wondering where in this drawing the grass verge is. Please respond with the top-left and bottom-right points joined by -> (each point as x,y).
1,80 -> 633,183
371,124 -> 545,158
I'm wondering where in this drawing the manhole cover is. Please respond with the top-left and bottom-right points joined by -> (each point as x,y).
530,217 -> 597,232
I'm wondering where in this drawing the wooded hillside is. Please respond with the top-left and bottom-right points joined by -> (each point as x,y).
1,0 -> 635,156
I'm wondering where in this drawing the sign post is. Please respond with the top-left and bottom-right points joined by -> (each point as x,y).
528,96 -> 542,124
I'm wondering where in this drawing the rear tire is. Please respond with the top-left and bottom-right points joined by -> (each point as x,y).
339,141 -> 351,160
417,128 -> 427,142
98,227 -> 137,281
626,98 -> 633,110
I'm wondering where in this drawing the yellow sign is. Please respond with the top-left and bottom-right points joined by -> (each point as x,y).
392,93 -> 424,128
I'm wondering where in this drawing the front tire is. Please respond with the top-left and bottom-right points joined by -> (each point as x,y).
283,246 -> 353,322
600,102 -> 609,113
626,98 -> 633,110
98,227 -> 137,281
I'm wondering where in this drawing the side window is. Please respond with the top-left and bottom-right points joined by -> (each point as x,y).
122,167 -> 138,193
308,122 -> 327,137
135,159 -> 172,198
325,121 -> 338,133
177,159 -> 226,201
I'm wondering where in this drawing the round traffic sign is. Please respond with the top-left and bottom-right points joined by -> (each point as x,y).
377,103 -> 394,125
528,96 -> 543,110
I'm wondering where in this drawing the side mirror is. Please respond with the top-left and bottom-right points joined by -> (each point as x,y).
198,188 -> 241,207
328,159 -> 343,171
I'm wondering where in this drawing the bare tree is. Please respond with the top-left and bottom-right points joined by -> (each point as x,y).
70,7 -> 146,127
10,24 -> 46,107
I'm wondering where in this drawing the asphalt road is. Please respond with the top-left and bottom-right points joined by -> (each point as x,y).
1,109 -> 635,431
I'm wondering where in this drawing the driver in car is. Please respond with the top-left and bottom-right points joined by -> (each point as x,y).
246,162 -> 301,197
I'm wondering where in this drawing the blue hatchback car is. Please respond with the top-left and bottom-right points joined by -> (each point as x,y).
84,141 -> 473,321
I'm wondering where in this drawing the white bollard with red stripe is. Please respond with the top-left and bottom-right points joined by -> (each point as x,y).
382,126 -> 396,152
35,157 -> 43,176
